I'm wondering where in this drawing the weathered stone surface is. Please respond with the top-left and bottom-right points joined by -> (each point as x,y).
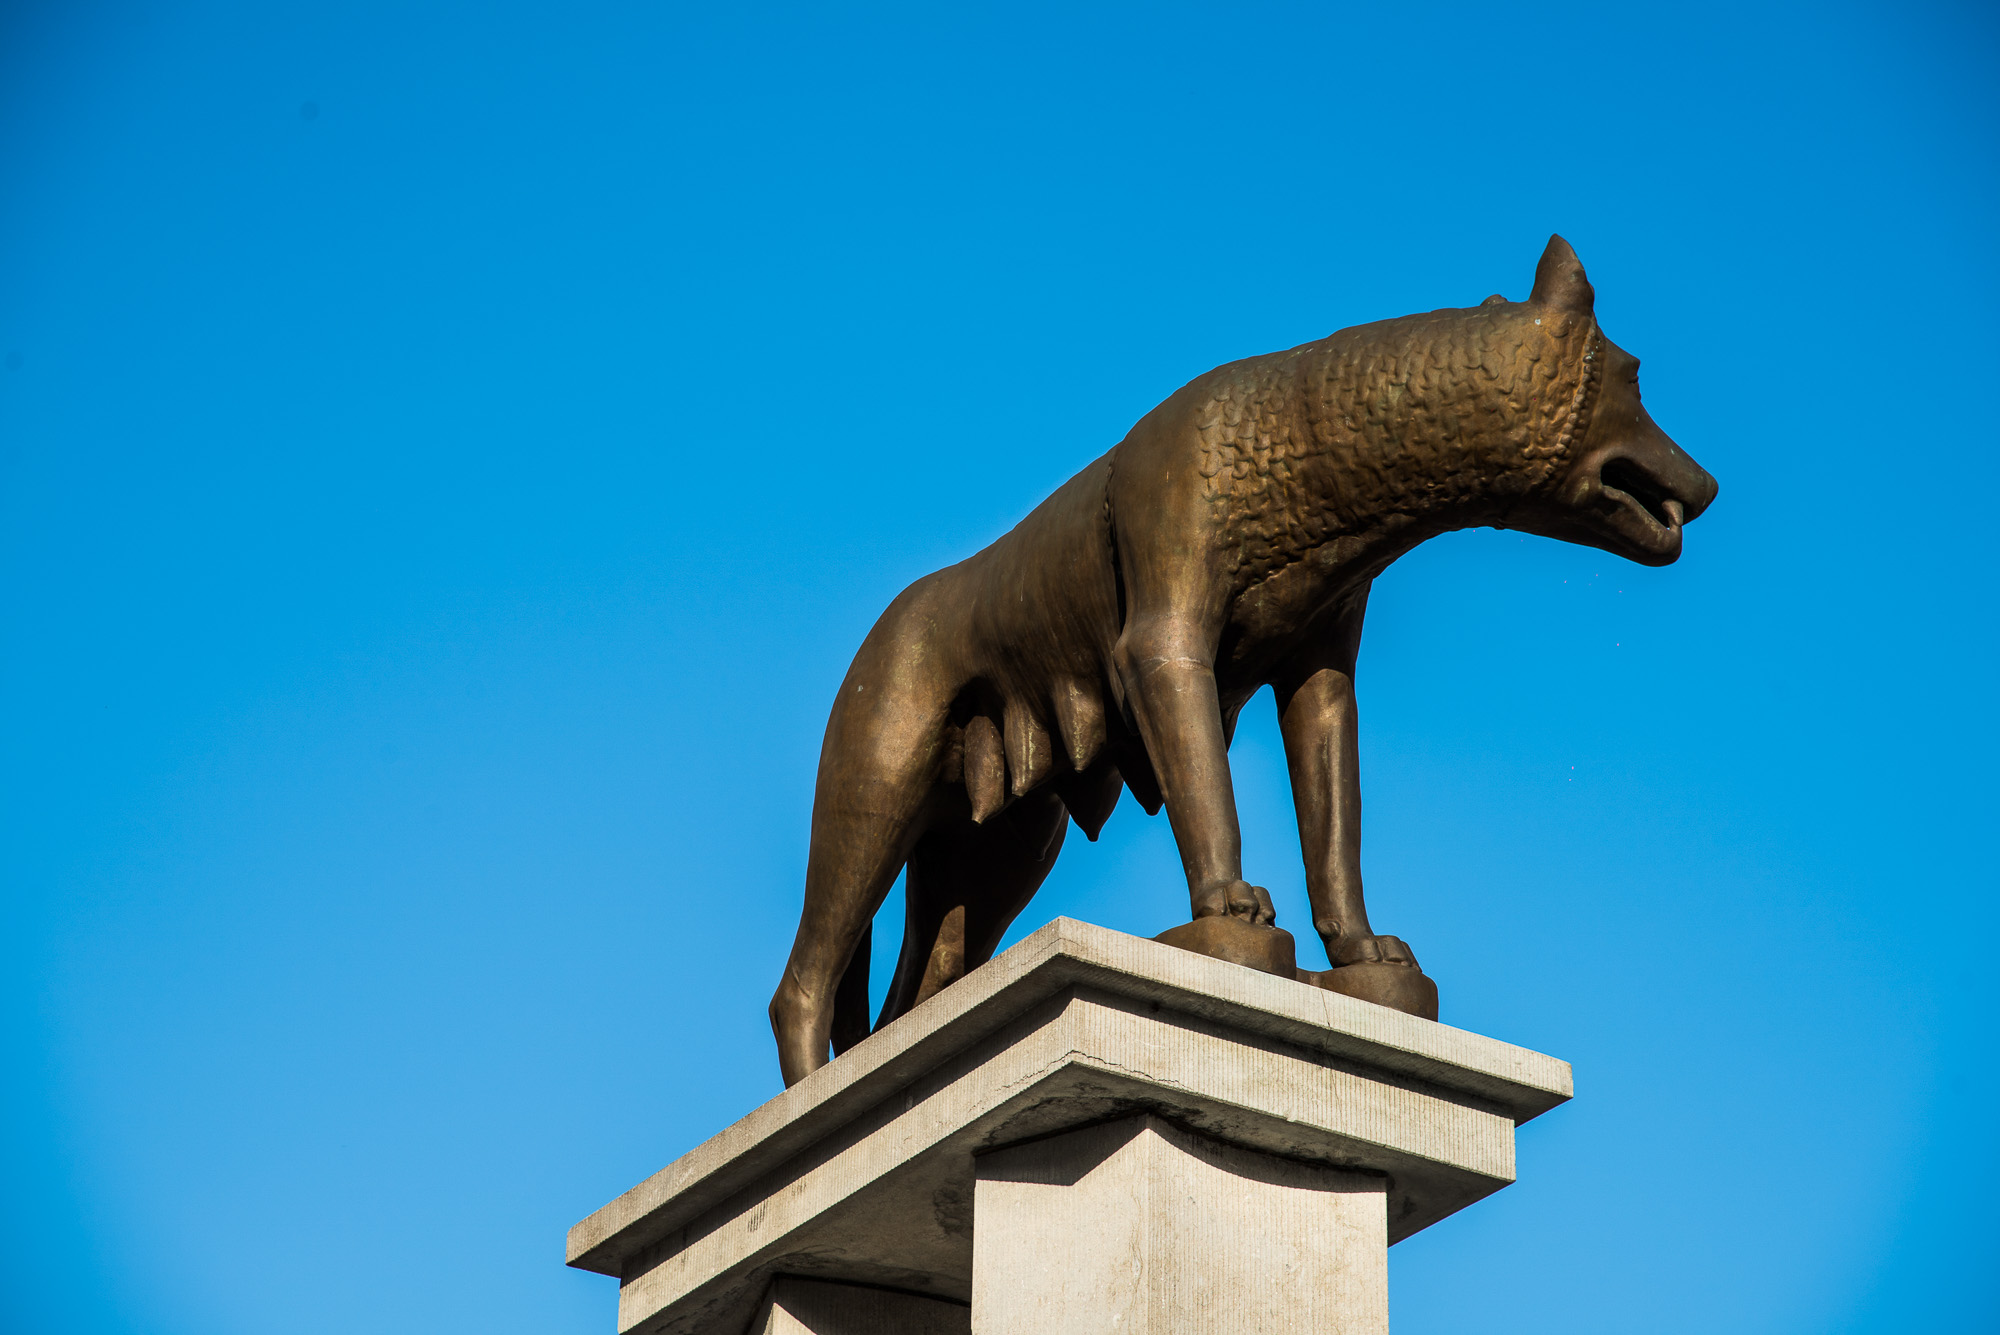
568,918 -> 1570,1335
753,1276 -> 968,1335
973,1115 -> 1387,1335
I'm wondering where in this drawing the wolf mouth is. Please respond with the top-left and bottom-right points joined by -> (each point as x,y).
1600,456 -> 1685,537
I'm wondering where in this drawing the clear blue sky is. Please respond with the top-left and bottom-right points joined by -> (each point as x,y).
3,2 -> 1994,1332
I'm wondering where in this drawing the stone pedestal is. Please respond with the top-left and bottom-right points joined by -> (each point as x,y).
567,918 -> 1570,1335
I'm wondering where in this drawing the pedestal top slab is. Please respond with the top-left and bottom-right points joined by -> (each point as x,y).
569,918 -> 1571,1335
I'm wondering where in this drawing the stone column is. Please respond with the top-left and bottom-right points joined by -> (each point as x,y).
972,1115 -> 1388,1335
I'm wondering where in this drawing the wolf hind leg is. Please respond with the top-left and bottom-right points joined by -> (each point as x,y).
770,691 -> 950,1086
829,926 -> 870,1056
771,783 -> 932,1085
877,789 -> 1068,1031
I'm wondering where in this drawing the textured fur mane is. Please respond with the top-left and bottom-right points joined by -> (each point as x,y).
1181,303 -> 1601,593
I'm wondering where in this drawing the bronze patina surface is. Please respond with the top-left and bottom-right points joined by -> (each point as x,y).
770,237 -> 1716,1086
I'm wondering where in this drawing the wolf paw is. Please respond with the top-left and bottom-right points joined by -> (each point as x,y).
1196,879 -> 1276,926
1302,934 -> 1439,1020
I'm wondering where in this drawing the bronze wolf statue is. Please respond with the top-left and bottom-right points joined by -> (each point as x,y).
770,237 -> 1717,1086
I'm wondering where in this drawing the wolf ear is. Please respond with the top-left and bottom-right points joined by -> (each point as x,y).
1529,235 -> 1595,315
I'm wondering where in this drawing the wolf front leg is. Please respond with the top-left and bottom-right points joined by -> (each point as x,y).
1113,613 -> 1275,925
1275,589 -> 1434,1014
1274,592 -> 1375,962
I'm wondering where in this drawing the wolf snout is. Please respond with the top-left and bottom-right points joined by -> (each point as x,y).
1561,439 -> 1717,567
1602,445 -> 1717,531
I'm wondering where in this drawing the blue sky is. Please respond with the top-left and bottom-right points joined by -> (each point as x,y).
2,2 -> 1995,1331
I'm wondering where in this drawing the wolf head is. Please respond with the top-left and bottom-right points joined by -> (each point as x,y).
1506,236 -> 1719,566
